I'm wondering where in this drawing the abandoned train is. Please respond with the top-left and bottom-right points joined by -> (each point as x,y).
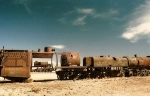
0,47 -> 55,82
0,46 -> 150,82
56,52 -> 150,80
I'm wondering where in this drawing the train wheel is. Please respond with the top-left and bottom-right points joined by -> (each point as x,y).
124,69 -> 129,77
25,78 -> 34,83
117,70 -> 125,77
57,75 -> 60,80
7,77 -> 30,82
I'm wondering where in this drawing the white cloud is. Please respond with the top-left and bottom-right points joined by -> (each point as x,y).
59,8 -> 118,26
93,9 -> 118,18
76,8 -> 95,15
121,0 -> 150,43
73,15 -> 87,25
15,0 -> 32,13
72,8 -> 94,26
51,45 -> 65,49
74,8 -> 118,26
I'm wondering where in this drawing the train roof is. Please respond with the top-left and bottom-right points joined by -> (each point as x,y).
4,50 -> 29,52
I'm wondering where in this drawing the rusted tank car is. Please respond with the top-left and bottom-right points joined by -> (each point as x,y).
83,56 -> 128,78
126,56 -> 150,76
83,56 -> 128,67
0,49 -> 32,81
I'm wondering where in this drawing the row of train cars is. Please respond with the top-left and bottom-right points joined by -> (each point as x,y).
0,46 -> 150,82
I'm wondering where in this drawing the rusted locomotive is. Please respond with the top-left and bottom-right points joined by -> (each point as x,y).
56,52 -> 150,80
0,46 -> 55,82
0,46 -> 150,81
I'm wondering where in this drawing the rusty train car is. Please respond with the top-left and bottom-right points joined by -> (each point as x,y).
0,47 -> 55,82
0,46 -> 150,81
56,52 -> 150,80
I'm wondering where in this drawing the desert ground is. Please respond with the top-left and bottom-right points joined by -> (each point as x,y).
0,72 -> 150,96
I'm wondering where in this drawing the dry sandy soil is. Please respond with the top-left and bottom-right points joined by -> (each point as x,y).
0,72 -> 150,96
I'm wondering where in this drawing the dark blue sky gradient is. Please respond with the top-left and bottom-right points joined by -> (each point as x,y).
0,0 -> 150,59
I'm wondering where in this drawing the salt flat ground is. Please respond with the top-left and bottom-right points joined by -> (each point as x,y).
0,72 -> 58,81
30,72 -> 58,80
0,74 -> 150,96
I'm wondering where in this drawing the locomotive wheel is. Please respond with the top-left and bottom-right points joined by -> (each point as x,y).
56,71 -> 71,80
117,70 -> 125,77
139,69 -> 149,76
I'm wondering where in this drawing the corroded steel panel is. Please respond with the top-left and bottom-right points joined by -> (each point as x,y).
34,61 -> 48,67
128,57 -> 139,67
128,57 -> 150,68
93,56 -> 128,67
83,57 -> 92,67
2,67 -> 30,77
1,50 -> 32,78
137,57 -> 150,68
32,52 -> 54,58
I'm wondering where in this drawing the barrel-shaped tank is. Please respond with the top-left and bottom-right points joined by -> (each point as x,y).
127,57 -> 139,68
83,56 -> 128,67
136,57 -> 150,68
34,61 -> 48,67
61,52 -> 80,66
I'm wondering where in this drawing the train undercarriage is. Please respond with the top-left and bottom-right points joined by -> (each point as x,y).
56,66 -> 150,80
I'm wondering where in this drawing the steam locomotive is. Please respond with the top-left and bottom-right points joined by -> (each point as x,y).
0,46 -> 150,82
56,52 -> 150,80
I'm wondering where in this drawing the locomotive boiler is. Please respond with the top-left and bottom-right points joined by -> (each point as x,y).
61,52 -> 80,66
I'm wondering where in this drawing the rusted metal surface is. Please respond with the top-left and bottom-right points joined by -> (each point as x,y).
32,47 -> 54,58
61,52 -> 80,66
83,56 -> 128,67
32,52 -> 54,58
83,57 -> 92,67
34,61 -> 48,67
44,47 -> 53,52
137,57 -> 150,68
56,66 -> 87,69
0,50 -> 32,78
126,57 -> 138,67
126,57 -> 150,68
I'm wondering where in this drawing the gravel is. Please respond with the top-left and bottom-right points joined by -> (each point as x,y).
0,73 -> 150,96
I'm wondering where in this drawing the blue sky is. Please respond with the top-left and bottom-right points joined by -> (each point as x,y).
1,0 -> 150,60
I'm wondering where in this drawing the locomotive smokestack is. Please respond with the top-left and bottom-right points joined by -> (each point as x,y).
38,49 -> 42,52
